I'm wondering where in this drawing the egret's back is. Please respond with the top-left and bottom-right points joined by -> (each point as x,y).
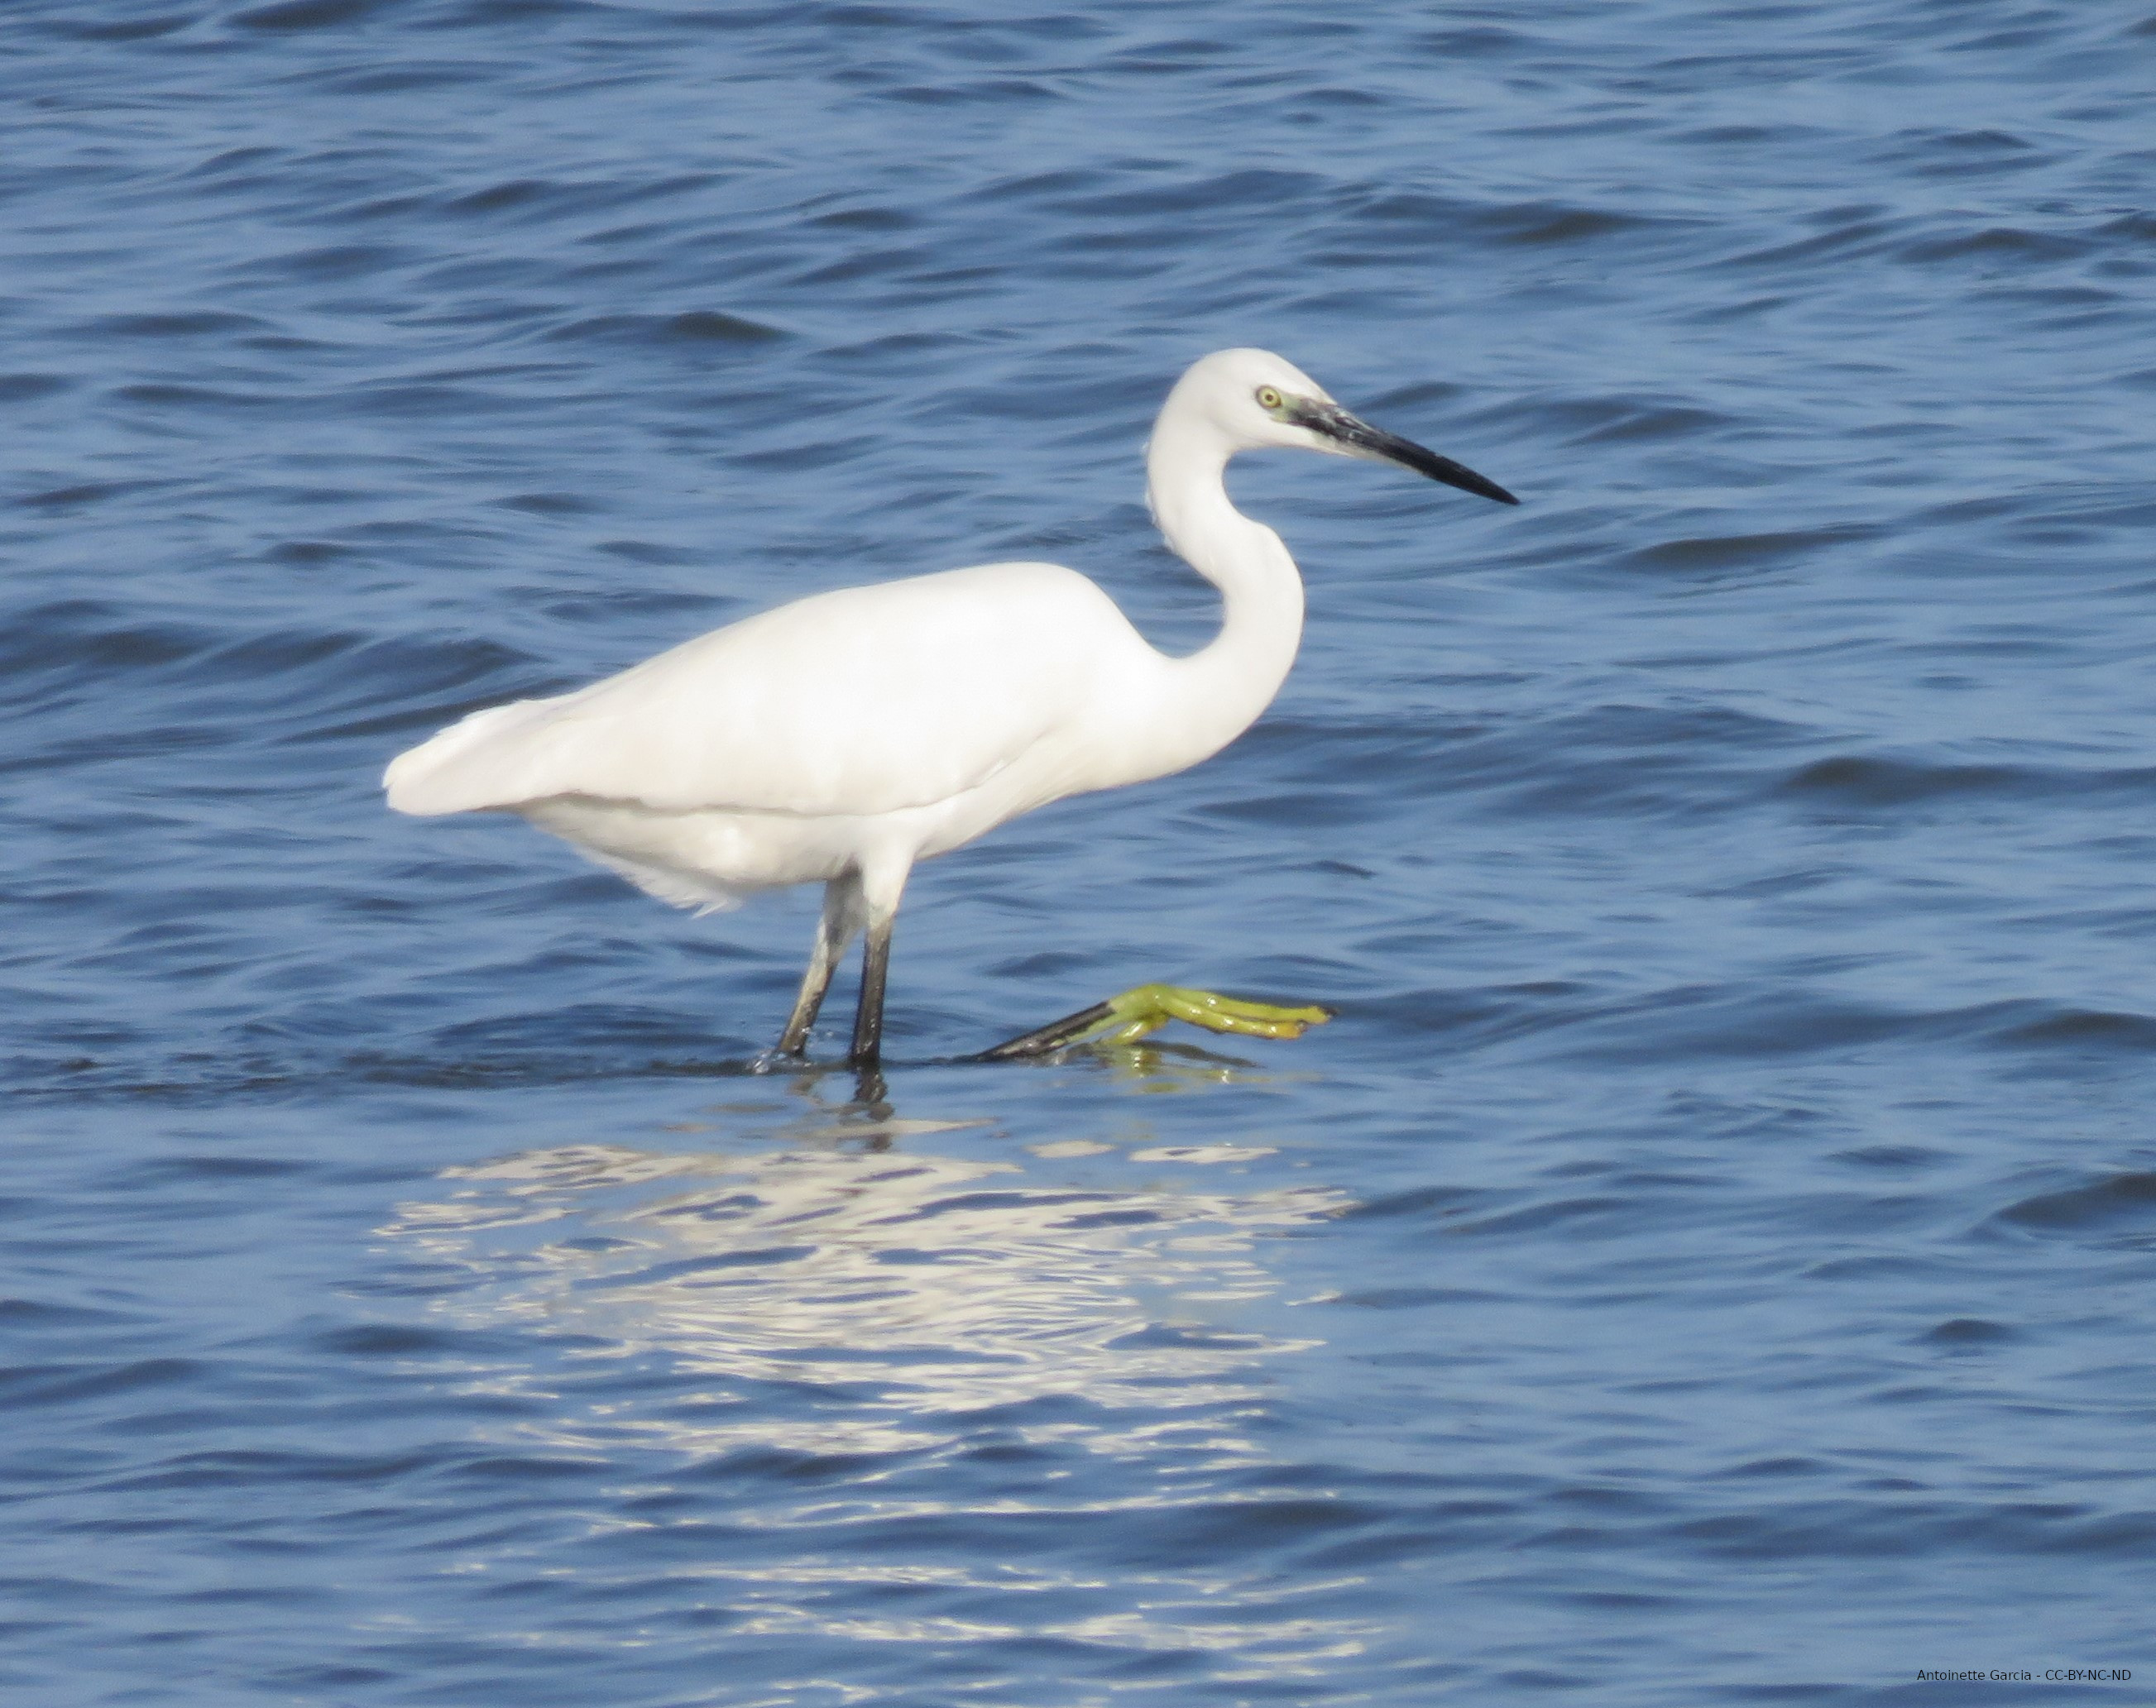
384,562 -> 1140,821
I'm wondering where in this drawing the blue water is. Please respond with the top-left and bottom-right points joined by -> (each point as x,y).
7,2 -> 2156,1702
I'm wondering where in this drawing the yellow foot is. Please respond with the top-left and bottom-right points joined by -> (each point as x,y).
979,983 -> 1334,1060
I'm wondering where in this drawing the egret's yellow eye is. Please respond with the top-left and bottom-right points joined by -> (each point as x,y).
1256,385 -> 1284,410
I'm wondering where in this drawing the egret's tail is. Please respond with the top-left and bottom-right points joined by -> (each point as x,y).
383,697 -> 564,816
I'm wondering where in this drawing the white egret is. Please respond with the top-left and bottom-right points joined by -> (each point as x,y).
385,348 -> 1516,1065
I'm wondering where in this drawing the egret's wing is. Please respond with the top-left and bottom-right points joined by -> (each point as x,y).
385,564 -> 1119,818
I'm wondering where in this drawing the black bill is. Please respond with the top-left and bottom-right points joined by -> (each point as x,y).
1288,397 -> 1519,505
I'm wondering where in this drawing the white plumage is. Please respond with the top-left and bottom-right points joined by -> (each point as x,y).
386,348 -> 1516,1064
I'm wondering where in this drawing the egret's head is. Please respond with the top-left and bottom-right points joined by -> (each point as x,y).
1167,347 -> 1518,505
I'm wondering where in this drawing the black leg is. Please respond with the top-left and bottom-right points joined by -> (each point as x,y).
975,998 -> 1119,1060
849,913 -> 894,1066
778,877 -> 861,1056
777,960 -> 833,1058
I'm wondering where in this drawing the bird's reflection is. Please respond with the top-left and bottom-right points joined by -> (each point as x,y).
386,1074 -> 1346,1460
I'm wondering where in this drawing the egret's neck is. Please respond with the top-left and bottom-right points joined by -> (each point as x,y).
1137,423 -> 1306,777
